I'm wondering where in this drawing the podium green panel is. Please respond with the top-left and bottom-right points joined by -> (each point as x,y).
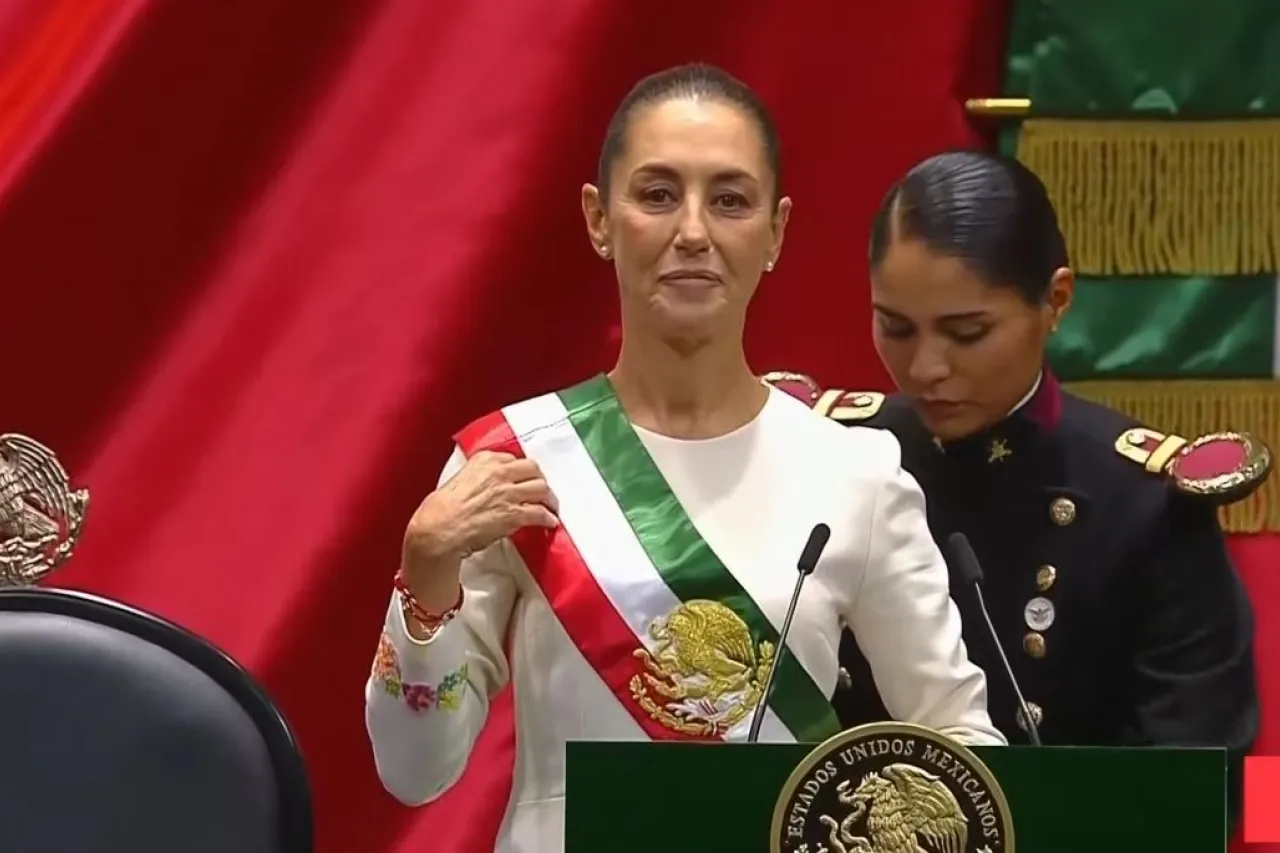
566,740 -> 1225,852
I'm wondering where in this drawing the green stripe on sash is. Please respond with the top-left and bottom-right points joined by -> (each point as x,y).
558,374 -> 841,743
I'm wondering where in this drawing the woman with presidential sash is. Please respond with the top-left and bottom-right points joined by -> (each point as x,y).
363,64 -> 1005,853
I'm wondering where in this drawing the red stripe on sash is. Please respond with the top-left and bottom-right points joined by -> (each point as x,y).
455,409 -> 706,742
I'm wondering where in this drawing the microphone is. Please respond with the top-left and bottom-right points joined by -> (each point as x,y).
747,522 -> 832,743
946,532 -> 1042,747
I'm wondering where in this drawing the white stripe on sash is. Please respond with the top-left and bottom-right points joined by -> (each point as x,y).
501,392 -> 791,742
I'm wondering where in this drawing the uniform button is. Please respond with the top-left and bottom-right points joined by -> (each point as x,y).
1017,701 -> 1044,732
1036,564 -> 1057,592
1024,596 -> 1056,631
1049,497 -> 1076,526
1023,631 -> 1046,658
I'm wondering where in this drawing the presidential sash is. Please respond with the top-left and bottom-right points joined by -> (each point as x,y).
455,374 -> 840,744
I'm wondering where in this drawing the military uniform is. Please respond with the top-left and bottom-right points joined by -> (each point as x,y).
765,370 -> 1266,826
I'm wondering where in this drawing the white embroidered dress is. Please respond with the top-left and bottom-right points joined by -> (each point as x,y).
365,376 -> 1003,853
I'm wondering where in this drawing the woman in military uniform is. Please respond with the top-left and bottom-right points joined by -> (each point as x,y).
771,150 -> 1263,825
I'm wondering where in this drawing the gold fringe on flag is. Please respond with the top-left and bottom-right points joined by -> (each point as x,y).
1065,379 -> 1280,533
1017,119 -> 1280,277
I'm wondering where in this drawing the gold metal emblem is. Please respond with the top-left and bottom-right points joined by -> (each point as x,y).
0,434 -> 89,587
1023,632 -> 1046,659
771,721 -> 1014,853
1048,497 -> 1075,526
1016,701 -> 1043,732
1035,564 -> 1057,592
630,599 -> 774,737
987,438 -> 1012,463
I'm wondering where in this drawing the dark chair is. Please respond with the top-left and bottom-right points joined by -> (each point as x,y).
0,587 -> 313,853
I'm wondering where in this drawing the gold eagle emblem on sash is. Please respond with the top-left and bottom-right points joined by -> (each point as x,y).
630,599 -> 775,737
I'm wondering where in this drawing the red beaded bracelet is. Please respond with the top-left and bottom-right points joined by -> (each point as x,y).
393,571 -> 463,631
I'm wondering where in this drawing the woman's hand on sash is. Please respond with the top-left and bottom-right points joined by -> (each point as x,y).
401,450 -> 559,609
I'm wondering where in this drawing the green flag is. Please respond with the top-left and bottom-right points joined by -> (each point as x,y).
993,0 -> 1280,531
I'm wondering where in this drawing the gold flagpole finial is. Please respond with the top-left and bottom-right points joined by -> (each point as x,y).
965,98 -> 1031,118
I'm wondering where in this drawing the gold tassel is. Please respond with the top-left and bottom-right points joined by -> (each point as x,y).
1065,379 -> 1280,533
1017,119 -> 1280,277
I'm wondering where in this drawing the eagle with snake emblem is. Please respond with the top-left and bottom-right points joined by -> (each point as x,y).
817,764 -> 969,853
630,599 -> 775,736
0,434 -> 89,586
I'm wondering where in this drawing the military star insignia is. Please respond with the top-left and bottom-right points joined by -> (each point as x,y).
987,438 -> 1012,463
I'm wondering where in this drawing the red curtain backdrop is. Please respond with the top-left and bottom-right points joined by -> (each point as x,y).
3,1 -> 1271,851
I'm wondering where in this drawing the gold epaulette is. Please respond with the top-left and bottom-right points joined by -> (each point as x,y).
760,371 -> 887,422
1114,426 -> 1273,505
823,390 -> 886,423
760,371 -> 887,424
760,371 -> 820,404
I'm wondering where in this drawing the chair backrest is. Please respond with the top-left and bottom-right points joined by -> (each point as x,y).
0,587 -> 312,853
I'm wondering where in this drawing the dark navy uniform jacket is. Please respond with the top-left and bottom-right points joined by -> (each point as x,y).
776,371 -> 1259,825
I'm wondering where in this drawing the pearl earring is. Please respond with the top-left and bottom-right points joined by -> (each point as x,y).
765,260 -> 775,272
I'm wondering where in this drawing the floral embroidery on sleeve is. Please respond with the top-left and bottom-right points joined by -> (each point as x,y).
372,631 -> 469,715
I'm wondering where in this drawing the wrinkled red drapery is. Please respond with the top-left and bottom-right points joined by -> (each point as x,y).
3,2 -> 1271,851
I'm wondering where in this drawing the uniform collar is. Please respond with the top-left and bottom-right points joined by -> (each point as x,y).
1020,370 -> 1062,433
1008,372 -> 1042,416
933,370 -> 1062,468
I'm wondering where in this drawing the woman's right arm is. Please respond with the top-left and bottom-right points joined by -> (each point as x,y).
363,445 -> 556,805
364,535 -> 517,805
